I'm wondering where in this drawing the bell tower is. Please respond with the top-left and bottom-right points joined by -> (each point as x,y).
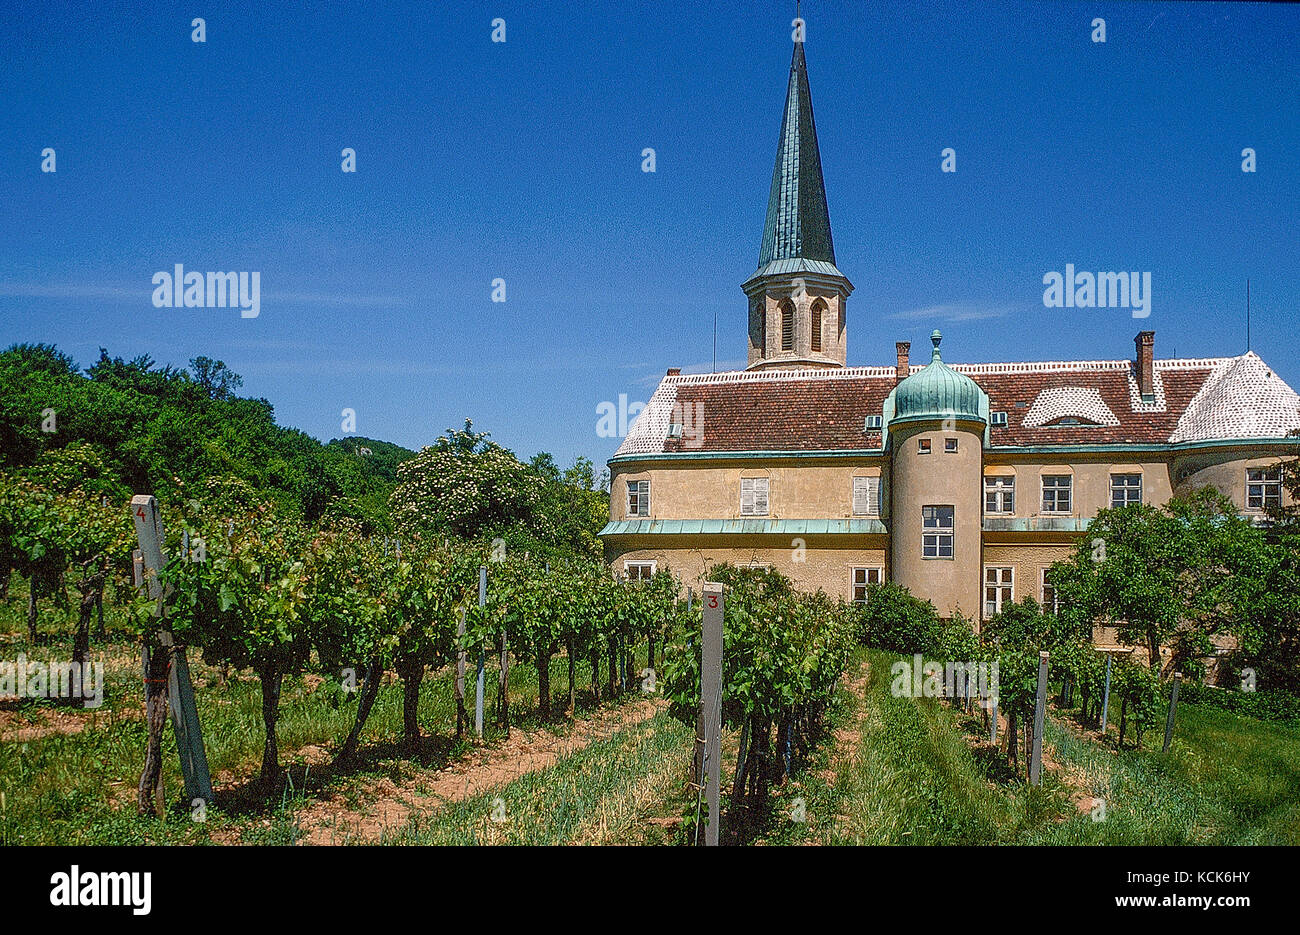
743,38 -> 853,370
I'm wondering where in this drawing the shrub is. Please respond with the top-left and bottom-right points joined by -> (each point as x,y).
852,582 -> 943,654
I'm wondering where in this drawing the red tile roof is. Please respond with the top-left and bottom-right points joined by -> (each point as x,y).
615,354 -> 1300,457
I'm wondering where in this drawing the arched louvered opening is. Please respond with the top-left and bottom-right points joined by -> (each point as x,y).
811,299 -> 826,352
780,300 -> 794,351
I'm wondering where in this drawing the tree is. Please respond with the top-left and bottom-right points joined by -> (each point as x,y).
388,542 -> 472,745
849,580 -> 942,654
0,342 -> 414,527
187,356 -> 243,400
390,421 -> 541,542
1222,529 -> 1300,694
1048,491 -> 1252,678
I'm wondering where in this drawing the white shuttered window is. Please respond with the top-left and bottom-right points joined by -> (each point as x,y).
740,477 -> 769,516
852,476 -> 881,516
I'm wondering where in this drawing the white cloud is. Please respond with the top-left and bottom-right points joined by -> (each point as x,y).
889,303 -> 1015,322
0,281 -> 406,307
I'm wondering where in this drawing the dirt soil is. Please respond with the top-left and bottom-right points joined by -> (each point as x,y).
0,700 -> 132,742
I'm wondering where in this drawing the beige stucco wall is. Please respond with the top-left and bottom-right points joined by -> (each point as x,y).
981,543 -> 1078,619
981,456 -> 1174,517
1172,449 -> 1295,513
889,422 -> 984,620
612,459 -> 887,521
607,443 -> 1296,639
605,536 -> 887,601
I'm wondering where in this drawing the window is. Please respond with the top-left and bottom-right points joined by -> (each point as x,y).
917,438 -> 932,454
1040,568 -> 1060,614
781,301 -> 794,351
944,438 -> 958,453
863,415 -> 883,430
922,505 -> 954,558
985,476 -> 1015,514
627,480 -> 649,517
1246,467 -> 1281,511
851,566 -> 883,602
852,476 -> 881,516
984,567 -> 1013,618
740,477 -> 769,516
811,300 -> 824,352
1041,475 -> 1072,513
1110,473 -> 1142,508
991,411 -> 1008,426
623,561 -> 656,581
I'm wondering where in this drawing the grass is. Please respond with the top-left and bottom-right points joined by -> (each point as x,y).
784,650 -> 1062,845
798,649 -> 1300,846
387,707 -> 693,845
1035,692 -> 1300,845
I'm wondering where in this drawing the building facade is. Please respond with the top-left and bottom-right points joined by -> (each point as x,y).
600,39 -> 1300,626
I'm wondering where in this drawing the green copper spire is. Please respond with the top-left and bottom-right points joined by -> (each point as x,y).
757,41 -> 836,270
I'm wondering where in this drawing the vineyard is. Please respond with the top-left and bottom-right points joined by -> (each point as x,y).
3,463 -> 1297,846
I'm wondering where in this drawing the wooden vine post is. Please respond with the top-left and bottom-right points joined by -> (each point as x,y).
130,495 -> 213,813
1099,651 -> 1114,735
698,582 -> 723,846
499,627 -> 509,736
475,565 -> 486,738
455,608 -> 467,738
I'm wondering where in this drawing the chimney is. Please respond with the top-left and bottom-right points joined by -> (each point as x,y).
666,367 -> 681,376
1135,331 -> 1155,400
895,342 -> 910,386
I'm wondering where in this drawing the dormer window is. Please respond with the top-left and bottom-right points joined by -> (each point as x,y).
1023,387 -> 1120,428
1044,416 -> 1100,426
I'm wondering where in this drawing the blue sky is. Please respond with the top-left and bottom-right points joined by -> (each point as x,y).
1,1 -> 1296,473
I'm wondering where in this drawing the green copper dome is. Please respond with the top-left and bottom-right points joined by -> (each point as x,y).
892,331 -> 985,423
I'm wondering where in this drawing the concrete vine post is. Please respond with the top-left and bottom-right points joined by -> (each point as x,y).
699,582 -> 723,846
1030,650 -> 1049,786
1162,672 -> 1182,754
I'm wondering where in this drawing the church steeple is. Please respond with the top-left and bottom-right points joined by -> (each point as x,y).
743,36 -> 853,372
758,41 -> 836,270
